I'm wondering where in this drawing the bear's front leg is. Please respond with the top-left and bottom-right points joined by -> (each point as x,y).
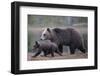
70,45 -> 76,54
58,45 -> 63,53
50,50 -> 54,57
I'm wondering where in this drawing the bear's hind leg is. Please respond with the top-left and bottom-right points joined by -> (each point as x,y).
78,45 -> 86,53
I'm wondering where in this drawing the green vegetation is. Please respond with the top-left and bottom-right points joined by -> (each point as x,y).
28,15 -> 87,27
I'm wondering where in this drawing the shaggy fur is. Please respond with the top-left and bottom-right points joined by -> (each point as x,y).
40,28 -> 86,54
32,40 -> 62,57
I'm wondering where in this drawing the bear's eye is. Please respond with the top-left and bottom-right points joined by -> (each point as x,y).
43,34 -> 46,36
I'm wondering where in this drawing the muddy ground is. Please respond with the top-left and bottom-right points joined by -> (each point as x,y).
28,50 -> 88,61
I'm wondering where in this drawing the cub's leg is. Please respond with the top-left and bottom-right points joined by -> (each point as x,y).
55,49 -> 62,56
43,50 -> 49,57
33,50 -> 41,57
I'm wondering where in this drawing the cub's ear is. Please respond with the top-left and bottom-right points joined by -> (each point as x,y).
35,41 -> 38,45
35,41 -> 40,46
47,28 -> 51,32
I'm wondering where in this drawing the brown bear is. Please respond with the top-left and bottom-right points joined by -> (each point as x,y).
40,28 -> 86,54
32,40 -> 62,57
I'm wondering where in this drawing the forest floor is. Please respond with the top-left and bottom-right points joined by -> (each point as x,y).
28,51 -> 88,61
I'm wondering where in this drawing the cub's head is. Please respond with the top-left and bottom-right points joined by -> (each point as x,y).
40,28 -> 52,40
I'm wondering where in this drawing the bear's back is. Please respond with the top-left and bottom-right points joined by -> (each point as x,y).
53,28 -> 72,44
38,40 -> 57,49
52,28 -> 82,46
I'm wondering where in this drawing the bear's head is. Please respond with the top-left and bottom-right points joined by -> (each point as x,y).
40,28 -> 52,40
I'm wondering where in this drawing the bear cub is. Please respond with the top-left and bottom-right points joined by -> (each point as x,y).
32,40 -> 62,57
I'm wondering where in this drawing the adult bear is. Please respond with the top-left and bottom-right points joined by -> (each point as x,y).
40,28 -> 86,54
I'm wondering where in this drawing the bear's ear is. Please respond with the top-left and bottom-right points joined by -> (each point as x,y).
47,28 -> 51,32
54,28 -> 61,33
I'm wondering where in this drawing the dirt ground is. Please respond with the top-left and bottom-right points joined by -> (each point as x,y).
28,51 -> 88,61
